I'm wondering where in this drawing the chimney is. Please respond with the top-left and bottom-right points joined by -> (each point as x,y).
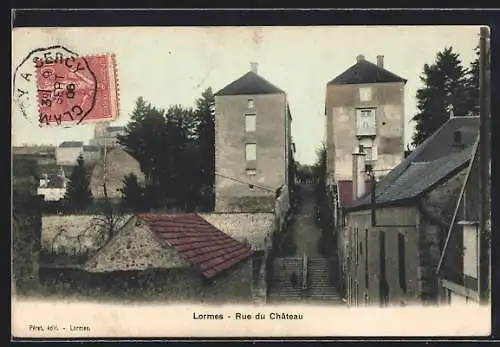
377,55 -> 384,68
352,145 -> 367,200
250,62 -> 258,74
356,54 -> 365,62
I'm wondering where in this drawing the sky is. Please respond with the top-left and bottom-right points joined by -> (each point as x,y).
12,26 -> 481,164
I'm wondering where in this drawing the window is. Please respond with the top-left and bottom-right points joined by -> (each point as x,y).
398,233 -> 407,293
245,114 -> 256,132
245,143 -> 257,161
359,87 -> 372,102
356,108 -> 376,136
463,224 -> 478,278
248,99 -> 255,109
246,169 -> 257,176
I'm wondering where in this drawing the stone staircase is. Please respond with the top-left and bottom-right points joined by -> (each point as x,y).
268,256 -> 343,304
307,257 -> 342,303
268,257 -> 304,303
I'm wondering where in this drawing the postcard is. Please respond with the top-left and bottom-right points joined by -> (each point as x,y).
11,24 -> 491,339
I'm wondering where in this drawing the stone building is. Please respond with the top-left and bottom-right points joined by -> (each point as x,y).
325,54 -> 406,208
339,117 -> 479,307
55,141 -> 85,166
214,62 -> 293,213
55,141 -> 100,166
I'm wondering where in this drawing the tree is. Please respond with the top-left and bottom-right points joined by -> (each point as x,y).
466,45 -> 480,117
118,94 -> 210,212
192,88 -> 215,211
411,47 -> 473,147
120,173 -> 144,211
64,154 -> 93,210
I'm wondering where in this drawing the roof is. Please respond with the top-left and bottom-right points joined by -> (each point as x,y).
138,213 -> 253,278
215,71 -> 285,96
13,146 -> 56,156
346,117 -> 480,211
83,145 -> 99,152
106,126 -> 126,132
328,59 -> 406,85
59,141 -> 84,148
338,180 -> 374,207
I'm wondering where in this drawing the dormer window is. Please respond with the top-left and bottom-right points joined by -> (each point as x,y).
248,99 -> 255,109
359,87 -> 372,102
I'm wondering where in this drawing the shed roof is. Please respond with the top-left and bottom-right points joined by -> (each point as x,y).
59,141 -> 84,148
138,213 -> 253,278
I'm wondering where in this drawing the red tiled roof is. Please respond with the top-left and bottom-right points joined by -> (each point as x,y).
138,213 -> 253,279
338,180 -> 374,207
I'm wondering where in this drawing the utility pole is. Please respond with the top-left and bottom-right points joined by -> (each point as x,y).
478,26 -> 491,305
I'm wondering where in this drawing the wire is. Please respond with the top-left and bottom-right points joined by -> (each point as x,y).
214,172 -> 276,193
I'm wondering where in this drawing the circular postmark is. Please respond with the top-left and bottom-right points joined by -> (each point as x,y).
13,45 -> 97,127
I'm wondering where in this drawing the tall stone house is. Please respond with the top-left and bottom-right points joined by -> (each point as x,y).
339,117 -> 480,307
214,62 -> 294,213
325,54 -> 406,208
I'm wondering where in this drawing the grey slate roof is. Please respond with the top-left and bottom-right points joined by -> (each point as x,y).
59,141 -> 84,148
106,126 -> 126,132
346,117 -> 480,211
215,71 -> 285,96
328,59 -> 406,85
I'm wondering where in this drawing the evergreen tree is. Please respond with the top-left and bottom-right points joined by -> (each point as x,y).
120,173 -> 144,211
466,46 -> 480,117
65,154 -> 93,210
193,87 -> 215,210
411,47 -> 472,147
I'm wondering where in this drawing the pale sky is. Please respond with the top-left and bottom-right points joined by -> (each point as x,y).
12,26 -> 481,164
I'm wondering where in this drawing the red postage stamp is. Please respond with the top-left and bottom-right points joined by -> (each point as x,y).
36,54 -> 119,126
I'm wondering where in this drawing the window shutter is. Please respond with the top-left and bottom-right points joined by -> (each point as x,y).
463,224 -> 478,278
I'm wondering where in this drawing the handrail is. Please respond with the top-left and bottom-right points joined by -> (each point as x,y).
302,252 -> 308,291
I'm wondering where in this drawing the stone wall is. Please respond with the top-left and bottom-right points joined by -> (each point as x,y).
199,212 -> 274,251
39,259 -> 254,303
418,168 -> 467,303
41,214 -> 132,257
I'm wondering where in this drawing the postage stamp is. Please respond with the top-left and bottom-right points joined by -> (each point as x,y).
37,54 -> 119,126
13,46 -> 119,127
